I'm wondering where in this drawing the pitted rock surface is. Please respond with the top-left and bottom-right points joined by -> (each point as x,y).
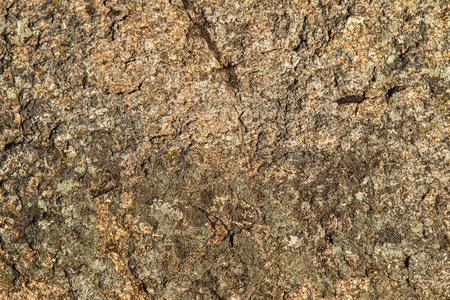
1,0 -> 450,299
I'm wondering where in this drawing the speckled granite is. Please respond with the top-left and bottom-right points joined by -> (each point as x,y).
1,0 -> 450,299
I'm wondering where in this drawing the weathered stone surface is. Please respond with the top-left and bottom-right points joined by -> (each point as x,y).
1,0 -> 450,299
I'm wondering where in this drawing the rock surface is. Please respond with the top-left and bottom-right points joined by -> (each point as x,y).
1,0 -> 450,299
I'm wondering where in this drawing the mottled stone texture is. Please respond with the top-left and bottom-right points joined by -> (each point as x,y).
0,0 -> 450,299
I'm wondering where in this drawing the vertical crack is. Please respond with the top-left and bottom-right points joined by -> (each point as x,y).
176,0 -> 254,168
404,255 -> 411,269
180,0 -> 240,91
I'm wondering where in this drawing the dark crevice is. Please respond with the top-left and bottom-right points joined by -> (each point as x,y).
406,277 -> 416,291
325,232 -> 334,244
327,29 -> 333,42
125,58 -> 136,68
128,81 -> 143,95
334,72 -> 339,87
180,0 -> 240,90
393,41 -> 418,70
107,14 -> 129,41
82,76 -> 88,89
108,21 -> 117,41
421,189 -> 430,201
138,282 -> 149,295
371,67 -> 377,82
385,86 -> 405,101
3,141 -> 22,151
48,123 -> 63,141
229,233 -> 235,248
193,205 -> 222,229
336,94 -> 366,105
404,255 -> 411,269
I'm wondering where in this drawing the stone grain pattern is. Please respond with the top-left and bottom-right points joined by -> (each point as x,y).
1,0 -> 450,299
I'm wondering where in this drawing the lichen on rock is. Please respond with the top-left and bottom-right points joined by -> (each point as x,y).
0,0 -> 450,299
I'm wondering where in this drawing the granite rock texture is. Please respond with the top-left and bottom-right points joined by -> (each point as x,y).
1,0 -> 450,299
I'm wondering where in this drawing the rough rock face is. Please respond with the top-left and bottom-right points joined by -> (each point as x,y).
1,0 -> 449,299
